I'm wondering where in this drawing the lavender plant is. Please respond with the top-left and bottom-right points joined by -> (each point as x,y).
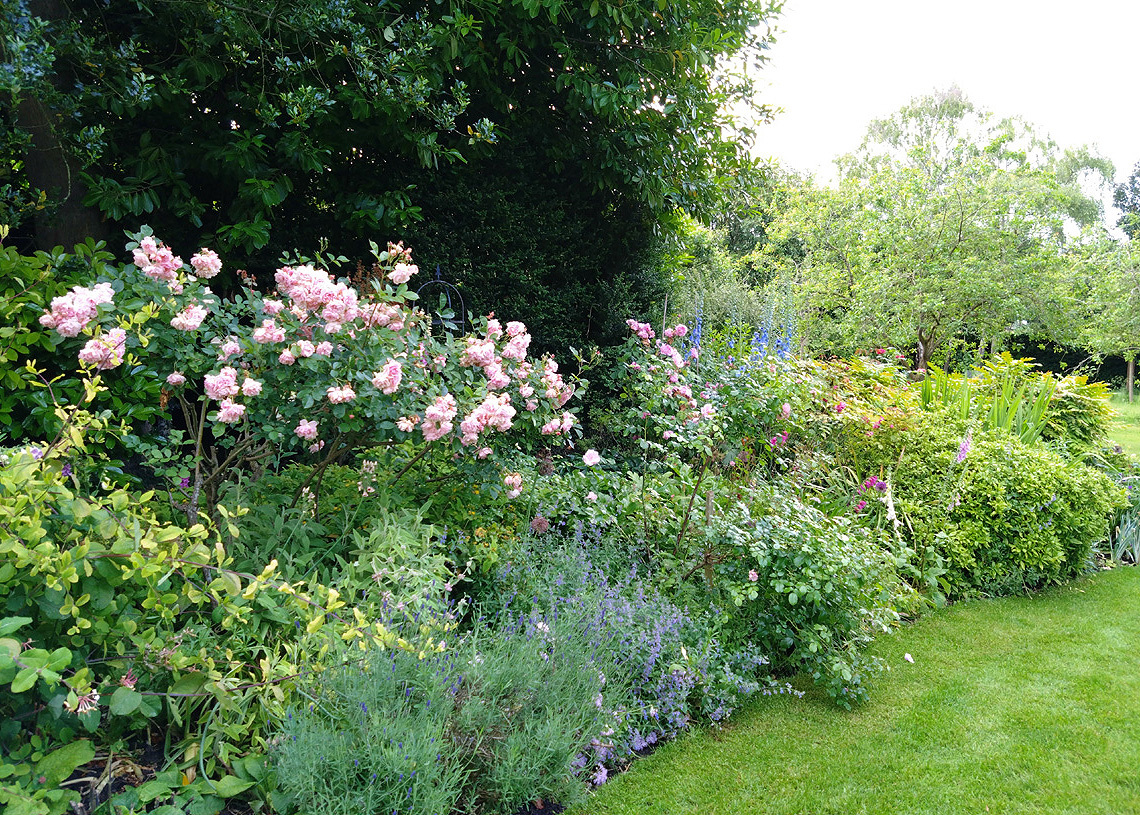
274,601 -> 625,815
483,529 -> 781,767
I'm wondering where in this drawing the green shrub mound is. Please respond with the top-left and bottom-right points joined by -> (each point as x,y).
891,420 -> 1126,596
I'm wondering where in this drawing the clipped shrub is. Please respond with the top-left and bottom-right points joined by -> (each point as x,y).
887,417 -> 1127,596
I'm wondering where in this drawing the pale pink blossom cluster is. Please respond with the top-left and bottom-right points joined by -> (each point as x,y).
133,236 -> 184,290
540,412 -> 576,436
370,359 -> 403,394
204,367 -> 241,399
190,249 -> 222,279
664,383 -> 694,404
421,394 -> 458,442
39,282 -> 115,337
78,328 -> 126,370
499,322 -> 532,361
166,371 -> 186,386
242,377 -> 263,397
483,361 -> 511,390
460,337 -> 497,368
295,419 -> 319,441
541,360 -> 574,407
503,471 -> 523,499
459,393 -> 516,445
216,399 -> 246,423
657,343 -> 686,369
216,336 -> 242,361
274,264 -> 360,330
397,415 -> 419,433
326,384 -> 356,404
171,304 -> 208,331
582,449 -> 601,466
252,318 -> 286,344
662,324 -> 688,340
262,298 -> 285,316
360,302 -> 404,331
388,262 -> 417,286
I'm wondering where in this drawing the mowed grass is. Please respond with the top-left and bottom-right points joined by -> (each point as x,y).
1108,390 -> 1140,460
574,567 -> 1140,815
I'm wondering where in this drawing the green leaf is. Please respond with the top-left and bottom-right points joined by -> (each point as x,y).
0,616 -> 32,636
11,666 -> 38,693
211,775 -> 255,797
36,739 -> 96,786
110,686 -> 143,716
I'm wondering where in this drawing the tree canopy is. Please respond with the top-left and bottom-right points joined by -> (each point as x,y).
767,88 -> 1113,368
2,0 -> 780,263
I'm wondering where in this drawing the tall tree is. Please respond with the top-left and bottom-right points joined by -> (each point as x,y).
769,89 -> 1112,369
1078,239 -> 1140,399
1113,161 -> 1140,240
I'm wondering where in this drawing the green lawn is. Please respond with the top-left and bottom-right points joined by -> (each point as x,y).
1108,391 -> 1140,460
575,567 -> 1140,815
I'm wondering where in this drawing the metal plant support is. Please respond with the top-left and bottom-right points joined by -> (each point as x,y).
416,265 -> 468,336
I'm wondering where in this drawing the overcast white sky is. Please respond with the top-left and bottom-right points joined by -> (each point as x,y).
753,0 -> 1140,187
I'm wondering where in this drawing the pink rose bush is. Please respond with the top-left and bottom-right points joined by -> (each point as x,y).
39,228 -> 583,515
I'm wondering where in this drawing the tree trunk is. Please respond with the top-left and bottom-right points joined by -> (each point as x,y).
1128,357 -> 1135,403
16,0 -> 107,250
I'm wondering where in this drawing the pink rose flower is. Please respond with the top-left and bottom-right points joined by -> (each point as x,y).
190,248 -> 222,279
241,377 -> 263,397
582,449 -> 601,467
40,282 -> 115,337
278,349 -> 296,365
252,318 -> 286,344
216,399 -> 246,423
295,419 -> 319,441
326,384 -> 356,404
388,262 -> 417,285
77,328 -> 127,370
166,371 -> 186,386
171,304 -> 208,331
204,367 -> 241,399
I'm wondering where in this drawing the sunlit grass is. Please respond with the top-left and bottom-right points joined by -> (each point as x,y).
1108,390 -> 1140,460
575,567 -> 1140,815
